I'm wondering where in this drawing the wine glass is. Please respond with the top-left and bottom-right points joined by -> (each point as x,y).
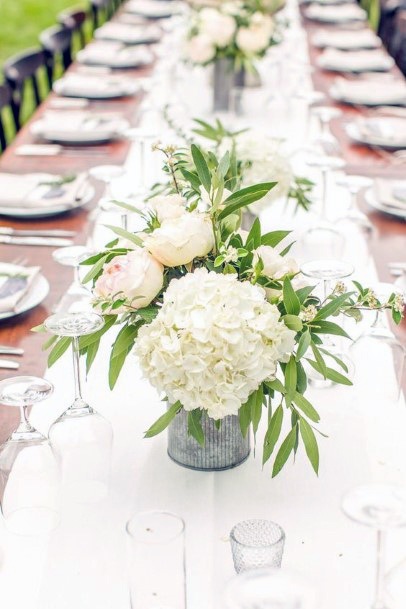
342,484 -> 406,609
336,175 -> 374,235
350,283 -> 405,402
52,245 -> 91,310
0,376 -> 59,535
311,106 -> 342,156
298,153 -> 346,261
222,567 -> 317,609
44,312 -> 113,503
301,259 -> 355,388
89,165 -> 128,232
126,127 -> 160,198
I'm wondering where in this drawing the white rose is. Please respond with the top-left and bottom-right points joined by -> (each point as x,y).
94,249 -> 163,311
200,8 -> 236,47
148,194 -> 187,222
236,26 -> 270,54
254,245 -> 299,280
143,212 -> 215,267
186,34 -> 216,64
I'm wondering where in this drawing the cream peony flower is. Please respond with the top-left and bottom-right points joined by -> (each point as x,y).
199,8 -> 236,48
254,245 -> 299,300
186,34 -> 216,64
236,26 -> 269,54
137,268 -> 296,419
143,212 -> 215,267
94,249 -> 163,312
148,194 -> 187,222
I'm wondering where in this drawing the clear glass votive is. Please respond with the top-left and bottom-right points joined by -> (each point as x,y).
230,519 -> 285,574
126,510 -> 186,609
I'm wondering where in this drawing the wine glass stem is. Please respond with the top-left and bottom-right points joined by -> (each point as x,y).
72,336 -> 83,404
373,529 -> 387,609
17,405 -> 33,433
321,169 -> 327,222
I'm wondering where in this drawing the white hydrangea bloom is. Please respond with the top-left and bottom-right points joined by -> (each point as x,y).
137,268 -> 295,420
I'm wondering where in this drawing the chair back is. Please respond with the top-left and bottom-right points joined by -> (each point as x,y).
40,25 -> 73,88
58,8 -> 87,49
0,83 -> 12,152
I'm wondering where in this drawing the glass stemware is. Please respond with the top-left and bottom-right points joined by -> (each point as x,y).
89,165 -> 128,233
336,175 -> 374,234
311,106 -> 342,156
126,511 -> 186,609
222,567 -> 317,609
44,312 -> 113,503
52,245 -> 94,313
342,484 -> 406,609
298,153 -> 346,261
0,376 -> 59,535
301,259 -> 355,388
350,283 -> 405,402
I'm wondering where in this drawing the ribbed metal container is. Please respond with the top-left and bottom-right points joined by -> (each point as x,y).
213,59 -> 245,112
167,409 -> 250,471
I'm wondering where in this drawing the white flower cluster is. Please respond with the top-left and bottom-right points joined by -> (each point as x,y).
230,132 -> 293,213
185,6 -> 274,64
137,268 -> 295,419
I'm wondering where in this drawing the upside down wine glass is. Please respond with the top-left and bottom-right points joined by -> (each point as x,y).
301,259 -> 355,389
44,312 -> 113,503
0,376 -> 59,534
342,484 -> 406,609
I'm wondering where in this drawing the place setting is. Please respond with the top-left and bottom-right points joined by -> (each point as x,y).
364,178 -> 406,219
77,40 -> 155,69
312,27 -> 382,49
123,0 -> 184,19
53,72 -> 142,99
316,47 -> 394,72
0,260 -> 49,323
330,76 -> 406,106
0,172 -> 94,218
94,21 -> 162,45
345,115 -> 406,150
303,2 -> 367,23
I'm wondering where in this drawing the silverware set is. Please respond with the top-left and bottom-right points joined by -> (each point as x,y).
0,345 -> 24,370
0,228 -> 77,247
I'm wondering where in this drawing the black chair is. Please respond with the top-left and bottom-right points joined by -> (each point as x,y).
58,8 -> 87,49
90,0 -> 113,31
378,0 -> 402,50
0,84 -> 12,152
40,25 -> 73,88
393,10 -> 406,74
3,49 -> 47,131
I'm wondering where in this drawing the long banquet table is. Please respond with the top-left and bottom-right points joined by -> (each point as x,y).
0,1 -> 406,607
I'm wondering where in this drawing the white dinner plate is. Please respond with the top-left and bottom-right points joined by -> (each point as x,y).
364,186 -> 406,220
53,78 -> 140,99
77,48 -> 154,69
318,54 -> 393,72
0,184 -> 95,219
346,119 -> 406,150
329,83 -> 406,106
30,118 -> 130,144
0,266 -> 50,321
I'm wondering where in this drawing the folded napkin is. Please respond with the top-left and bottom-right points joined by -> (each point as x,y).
331,78 -> 406,105
0,264 -> 40,314
95,22 -> 161,44
313,28 -> 381,49
305,3 -> 367,21
357,118 -> 406,146
31,110 -> 127,140
78,41 -> 153,67
0,173 -> 89,209
374,179 -> 406,210
125,0 -> 181,17
54,73 -> 137,97
318,48 -> 393,71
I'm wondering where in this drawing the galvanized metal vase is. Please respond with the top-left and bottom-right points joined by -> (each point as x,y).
212,58 -> 245,112
167,409 -> 250,471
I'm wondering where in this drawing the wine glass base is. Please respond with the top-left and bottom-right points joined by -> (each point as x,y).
4,506 -> 59,536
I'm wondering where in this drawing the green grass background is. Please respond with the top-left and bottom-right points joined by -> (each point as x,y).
0,0 -> 88,144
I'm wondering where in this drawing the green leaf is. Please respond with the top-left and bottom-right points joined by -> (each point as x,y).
265,378 -> 286,394
218,151 -> 230,178
300,418 -> 319,474
293,392 -> 320,423
187,409 -> 205,447
251,385 -> 263,437
318,347 -> 349,373
82,254 -> 108,284
239,397 -> 252,438
296,330 -> 311,360
310,320 -> 351,339
296,360 -> 308,394
296,285 -> 316,304
246,217 -> 261,249
314,292 -> 354,321
260,230 -> 291,248
108,347 -> 129,389
218,189 -> 273,220
41,335 -> 58,351
111,323 -> 141,359
48,337 -> 72,368
180,168 -> 202,192
283,277 -> 301,315
284,355 -> 297,402
262,405 -> 283,466
272,426 -> 297,477
191,144 -> 211,193
310,343 -> 327,378
144,402 -> 182,438
282,314 -> 303,332
85,339 -> 100,374
306,360 -> 353,385
110,199 -> 143,215
103,225 -> 143,248
79,315 -> 116,349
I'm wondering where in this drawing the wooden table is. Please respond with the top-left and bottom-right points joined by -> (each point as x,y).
0,11 -> 405,442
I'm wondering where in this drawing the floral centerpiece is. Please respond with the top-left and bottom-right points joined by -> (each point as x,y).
40,144 -> 403,476
184,2 -> 283,110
